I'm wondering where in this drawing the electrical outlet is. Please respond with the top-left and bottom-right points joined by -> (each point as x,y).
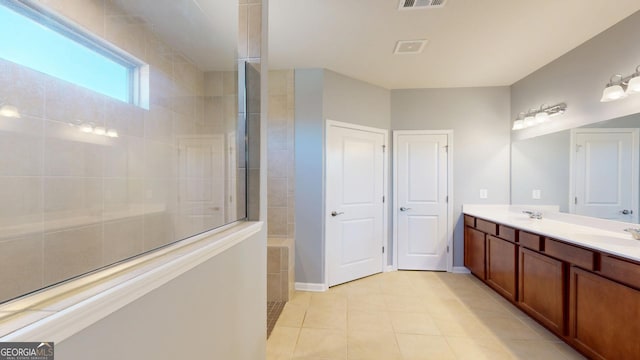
532,189 -> 541,199
479,189 -> 488,199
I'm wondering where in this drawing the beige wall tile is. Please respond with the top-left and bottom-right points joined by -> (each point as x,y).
267,272 -> 282,302
0,177 -> 43,229
43,225 -> 103,285
103,136 -> 128,178
267,208 -> 287,237
144,106 -> 173,143
238,5 -> 248,59
204,72 -> 223,97
103,218 -> 144,264
44,121 -> 104,177
0,116 -> 43,176
0,60 -> 46,118
268,178 -> 287,207
268,149 -> 288,178
143,212 -> 174,250
0,235 -> 43,303
41,0 -> 105,37
44,77 -> 104,125
267,247 -> 281,274
247,4 -> 262,58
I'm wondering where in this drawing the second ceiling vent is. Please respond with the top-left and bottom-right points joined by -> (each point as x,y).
398,0 -> 447,10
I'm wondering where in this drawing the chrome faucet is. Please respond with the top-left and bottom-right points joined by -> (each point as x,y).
522,210 -> 543,219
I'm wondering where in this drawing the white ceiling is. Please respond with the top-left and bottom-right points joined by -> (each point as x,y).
268,0 -> 640,89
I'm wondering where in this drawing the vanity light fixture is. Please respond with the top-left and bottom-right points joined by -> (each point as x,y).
601,65 -> 640,102
512,103 -> 567,131
0,100 -> 21,118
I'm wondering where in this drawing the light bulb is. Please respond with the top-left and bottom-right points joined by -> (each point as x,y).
523,115 -> 535,128
512,120 -> 524,130
80,123 -> 94,133
626,76 -> 640,95
93,126 -> 106,136
0,105 -> 21,118
106,129 -> 119,138
535,111 -> 549,123
601,84 -> 627,102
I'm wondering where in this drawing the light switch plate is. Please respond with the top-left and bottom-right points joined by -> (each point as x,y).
480,189 -> 488,199
532,189 -> 541,199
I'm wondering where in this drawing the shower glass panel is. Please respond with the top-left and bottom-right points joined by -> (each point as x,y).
0,0 -> 245,304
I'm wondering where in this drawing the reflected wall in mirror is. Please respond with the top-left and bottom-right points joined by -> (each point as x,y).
512,112 -> 640,223
0,0 -> 243,304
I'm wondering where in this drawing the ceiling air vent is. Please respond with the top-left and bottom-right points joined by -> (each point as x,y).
394,40 -> 428,55
399,0 -> 447,10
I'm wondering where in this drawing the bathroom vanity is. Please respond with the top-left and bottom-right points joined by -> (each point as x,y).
463,205 -> 640,359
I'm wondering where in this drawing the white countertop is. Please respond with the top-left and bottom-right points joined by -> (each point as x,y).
463,205 -> 640,263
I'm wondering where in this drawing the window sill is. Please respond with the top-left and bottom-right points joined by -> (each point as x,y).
0,221 -> 263,342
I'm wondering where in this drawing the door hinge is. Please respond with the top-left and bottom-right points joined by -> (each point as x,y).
382,145 -> 386,152
575,196 -> 578,205
382,246 -> 385,253
382,196 -> 385,203
444,145 -> 448,153
445,195 -> 448,203
447,245 -> 449,253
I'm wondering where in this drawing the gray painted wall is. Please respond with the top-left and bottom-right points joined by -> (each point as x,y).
512,10 -> 640,141
294,69 -> 326,285
391,87 -> 511,266
511,130 -> 571,212
57,230 -> 266,360
294,69 -> 391,285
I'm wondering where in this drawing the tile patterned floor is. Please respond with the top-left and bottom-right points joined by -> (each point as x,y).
268,301 -> 287,338
266,271 -> 586,360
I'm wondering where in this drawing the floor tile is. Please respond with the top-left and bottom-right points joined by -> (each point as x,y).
266,326 -> 300,359
502,339 -> 574,360
302,306 -> 346,329
292,328 -> 347,360
275,302 -> 307,328
348,309 -> 393,332
389,311 -> 440,335
445,335 -> 513,360
347,293 -> 387,311
396,333 -> 456,360
347,330 -> 402,360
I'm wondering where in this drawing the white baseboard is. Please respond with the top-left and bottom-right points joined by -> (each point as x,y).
452,266 -> 471,274
295,282 -> 327,292
384,265 -> 395,273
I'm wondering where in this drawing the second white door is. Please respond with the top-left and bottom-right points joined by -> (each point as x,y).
394,131 -> 449,271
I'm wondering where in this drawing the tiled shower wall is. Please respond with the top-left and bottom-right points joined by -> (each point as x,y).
0,0 -> 241,303
267,70 -> 295,239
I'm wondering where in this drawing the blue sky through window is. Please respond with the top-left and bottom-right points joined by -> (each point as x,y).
0,4 -> 130,103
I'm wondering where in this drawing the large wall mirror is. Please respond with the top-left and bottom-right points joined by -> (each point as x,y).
512,112 -> 640,223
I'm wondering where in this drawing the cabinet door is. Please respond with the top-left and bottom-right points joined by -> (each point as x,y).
486,235 -> 517,301
518,248 -> 565,335
464,227 -> 485,279
569,267 -> 640,359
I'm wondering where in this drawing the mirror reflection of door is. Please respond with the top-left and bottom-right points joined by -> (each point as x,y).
178,135 -> 226,237
570,128 -> 639,222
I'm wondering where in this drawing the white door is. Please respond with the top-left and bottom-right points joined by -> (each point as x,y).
177,136 -> 226,236
394,131 -> 450,271
326,121 -> 386,287
571,129 -> 638,222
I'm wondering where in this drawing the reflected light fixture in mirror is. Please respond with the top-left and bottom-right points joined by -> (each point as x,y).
512,103 -> 567,131
0,101 -> 21,118
601,65 -> 640,102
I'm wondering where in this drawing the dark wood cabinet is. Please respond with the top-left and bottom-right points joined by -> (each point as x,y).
569,267 -> 640,359
464,226 -> 486,279
486,235 -> 517,301
464,214 -> 640,359
518,247 -> 565,335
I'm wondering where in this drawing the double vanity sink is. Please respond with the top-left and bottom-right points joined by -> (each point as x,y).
463,205 -> 640,359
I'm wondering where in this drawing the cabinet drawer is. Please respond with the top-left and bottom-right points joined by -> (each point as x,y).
498,225 -> 516,242
476,218 -> 497,236
600,255 -> 640,289
545,239 -> 595,270
464,215 -> 475,227
519,231 -> 542,251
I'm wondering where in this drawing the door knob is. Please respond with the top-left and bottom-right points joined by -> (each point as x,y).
400,207 -> 411,212
331,211 -> 344,217
621,209 -> 633,215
